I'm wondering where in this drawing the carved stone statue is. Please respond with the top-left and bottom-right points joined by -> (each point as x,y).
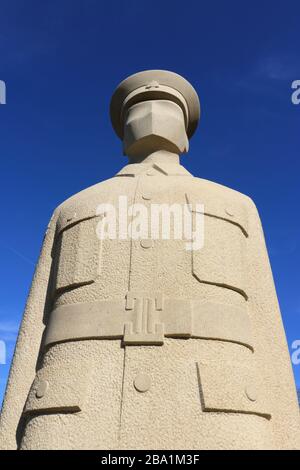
0,70 -> 299,450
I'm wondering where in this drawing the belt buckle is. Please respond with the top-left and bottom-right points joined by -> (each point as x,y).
123,292 -> 164,345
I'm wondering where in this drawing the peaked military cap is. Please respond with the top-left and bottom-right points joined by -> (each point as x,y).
110,70 -> 200,140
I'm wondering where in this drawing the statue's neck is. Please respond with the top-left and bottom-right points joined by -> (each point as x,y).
128,150 -> 180,166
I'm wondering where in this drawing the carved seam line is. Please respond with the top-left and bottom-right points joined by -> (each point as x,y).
23,406 -> 81,416
203,212 -> 248,238
187,336 -> 254,352
192,272 -> 248,301
54,279 -> 95,297
152,163 -> 169,175
114,174 -> 136,178
202,407 -> 271,420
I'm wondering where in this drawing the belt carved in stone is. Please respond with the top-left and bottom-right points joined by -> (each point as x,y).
44,292 -> 253,351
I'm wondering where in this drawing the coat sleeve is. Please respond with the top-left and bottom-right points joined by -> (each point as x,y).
0,208 -> 59,449
245,197 -> 300,449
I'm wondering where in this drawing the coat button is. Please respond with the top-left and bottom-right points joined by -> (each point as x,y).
66,212 -> 77,222
140,239 -> 153,249
142,192 -> 152,201
36,380 -> 49,399
225,207 -> 234,217
245,384 -> 257,402
134,374 -> 151,393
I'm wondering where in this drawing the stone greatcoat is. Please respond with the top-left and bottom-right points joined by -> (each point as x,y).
0,159 -> 299,449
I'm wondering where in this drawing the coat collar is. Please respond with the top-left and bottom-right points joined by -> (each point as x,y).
115,162 -> 193,177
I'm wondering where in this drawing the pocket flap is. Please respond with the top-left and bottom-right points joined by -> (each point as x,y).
57,204 -> 97,235
198,358 -> 270,418
186,192 -> 248,237
24,362 -> 90,414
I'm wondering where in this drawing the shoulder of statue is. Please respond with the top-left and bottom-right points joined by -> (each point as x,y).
189,176 -> 253,206
51,177 -> 117,235
187,177 -> 256,236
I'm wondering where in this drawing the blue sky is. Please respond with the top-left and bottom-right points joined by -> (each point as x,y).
0,0 -> 299,405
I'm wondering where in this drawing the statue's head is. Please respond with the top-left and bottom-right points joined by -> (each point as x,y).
110,70 -> 200,160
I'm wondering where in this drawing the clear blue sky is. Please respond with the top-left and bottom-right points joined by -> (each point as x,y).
0,0 -> 299,406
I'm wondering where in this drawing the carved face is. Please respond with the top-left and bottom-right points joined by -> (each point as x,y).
123,99 -> 189,158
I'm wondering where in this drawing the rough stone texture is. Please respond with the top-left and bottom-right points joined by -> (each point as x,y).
0,70 -> 299,450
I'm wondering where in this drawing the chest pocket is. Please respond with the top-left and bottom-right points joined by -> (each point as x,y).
53,210 -> 100,293
187,193 -> 248,299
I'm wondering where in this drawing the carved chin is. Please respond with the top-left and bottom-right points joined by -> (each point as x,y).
124,134 -> 187,158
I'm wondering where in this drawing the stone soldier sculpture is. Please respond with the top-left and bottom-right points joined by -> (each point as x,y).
0,70 -> 299,450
